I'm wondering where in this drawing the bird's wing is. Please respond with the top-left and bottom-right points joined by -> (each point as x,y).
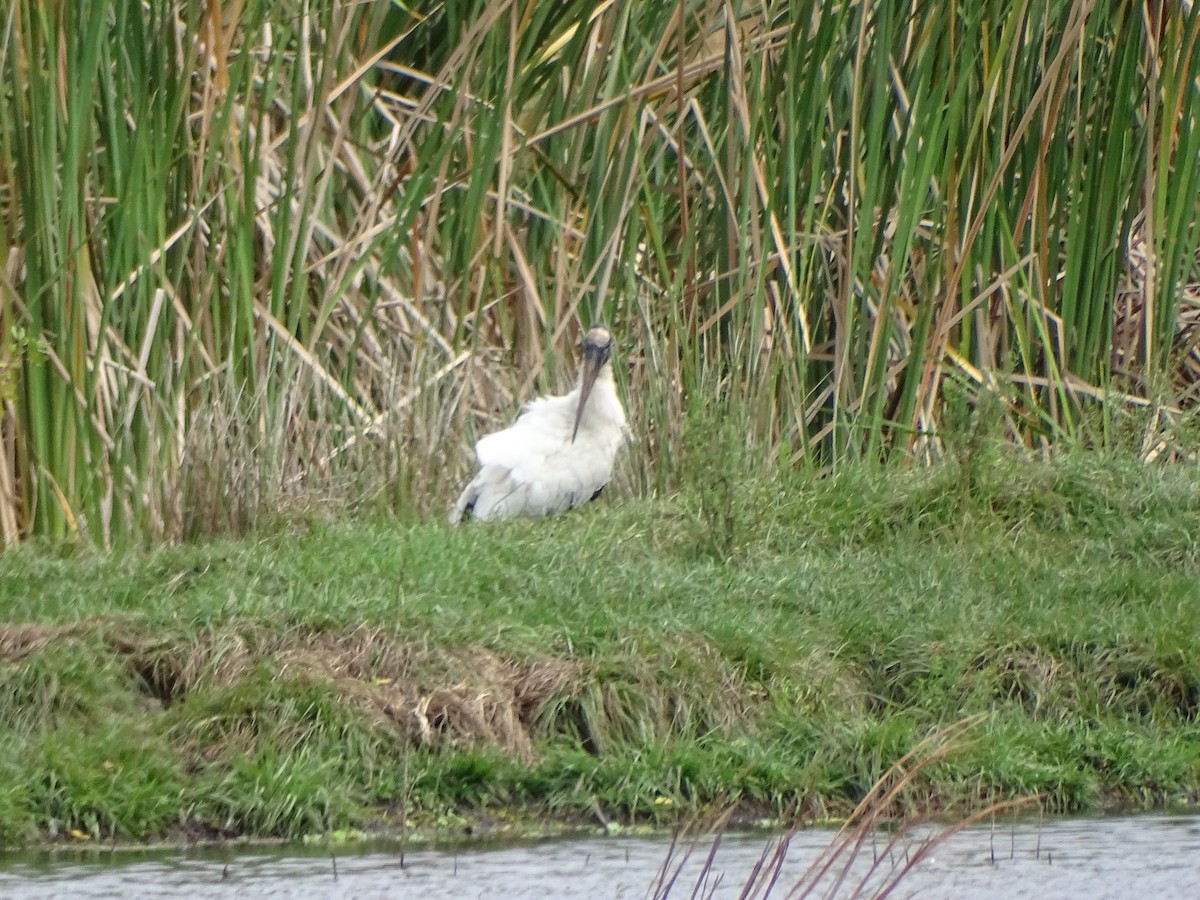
450,397 -> 619,522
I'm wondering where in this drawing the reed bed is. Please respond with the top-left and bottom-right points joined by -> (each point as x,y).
2,0 -> 1199,543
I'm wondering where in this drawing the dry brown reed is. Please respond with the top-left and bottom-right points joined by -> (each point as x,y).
2,1 -> 1198,543
649,716 -> 1037,899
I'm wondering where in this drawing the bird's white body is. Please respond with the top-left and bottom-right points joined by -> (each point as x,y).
450,362 -> 629,523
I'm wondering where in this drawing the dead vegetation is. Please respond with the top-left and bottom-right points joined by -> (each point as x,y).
650,717 -> 1036,900
0,621 -> 760,764
111,626 -> 582,760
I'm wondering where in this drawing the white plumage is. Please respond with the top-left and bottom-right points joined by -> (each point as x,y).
450,324 -> 630,524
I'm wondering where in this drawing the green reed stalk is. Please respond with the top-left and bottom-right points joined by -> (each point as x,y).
1,0 -> 1197,543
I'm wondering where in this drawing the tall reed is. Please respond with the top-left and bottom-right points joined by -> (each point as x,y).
649,717 -> 1034,899
2,0 -> 1198,543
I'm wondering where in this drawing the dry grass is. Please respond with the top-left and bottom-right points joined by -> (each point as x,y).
111,626 -> 582,761
0,621 -> 654,764
0,622 -> 68,659
0,617 -> 827,775
649,717 -> 1037,899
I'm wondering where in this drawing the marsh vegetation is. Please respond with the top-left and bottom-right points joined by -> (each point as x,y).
2,1 -> 1198,543
1,454 -> 1198,845
2,0 -> 1200,853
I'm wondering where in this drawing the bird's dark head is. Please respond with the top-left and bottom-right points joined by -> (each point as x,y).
573,323 -> 615,442
582,323 -> 614,366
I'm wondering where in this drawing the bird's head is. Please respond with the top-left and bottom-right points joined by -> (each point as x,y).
573,323 -> 615,442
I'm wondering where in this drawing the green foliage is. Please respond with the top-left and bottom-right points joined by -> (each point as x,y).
2,1 -> 1199,543
0,455 -> 1199,843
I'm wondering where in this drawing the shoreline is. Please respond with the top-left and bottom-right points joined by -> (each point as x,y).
2,456 -> 1199,850
6,800 -> 1199,859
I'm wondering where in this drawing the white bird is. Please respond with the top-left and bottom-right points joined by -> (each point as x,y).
450,324 -> 630,524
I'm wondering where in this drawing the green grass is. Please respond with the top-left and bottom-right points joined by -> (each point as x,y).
0,451 -> 1198,846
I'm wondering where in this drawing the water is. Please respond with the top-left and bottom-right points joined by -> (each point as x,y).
1,813 -> 1197,899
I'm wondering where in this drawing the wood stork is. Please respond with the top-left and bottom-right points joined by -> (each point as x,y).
450,324 -> 630,524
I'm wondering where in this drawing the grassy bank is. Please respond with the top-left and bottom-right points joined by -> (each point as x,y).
0,452 -> 1198,847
